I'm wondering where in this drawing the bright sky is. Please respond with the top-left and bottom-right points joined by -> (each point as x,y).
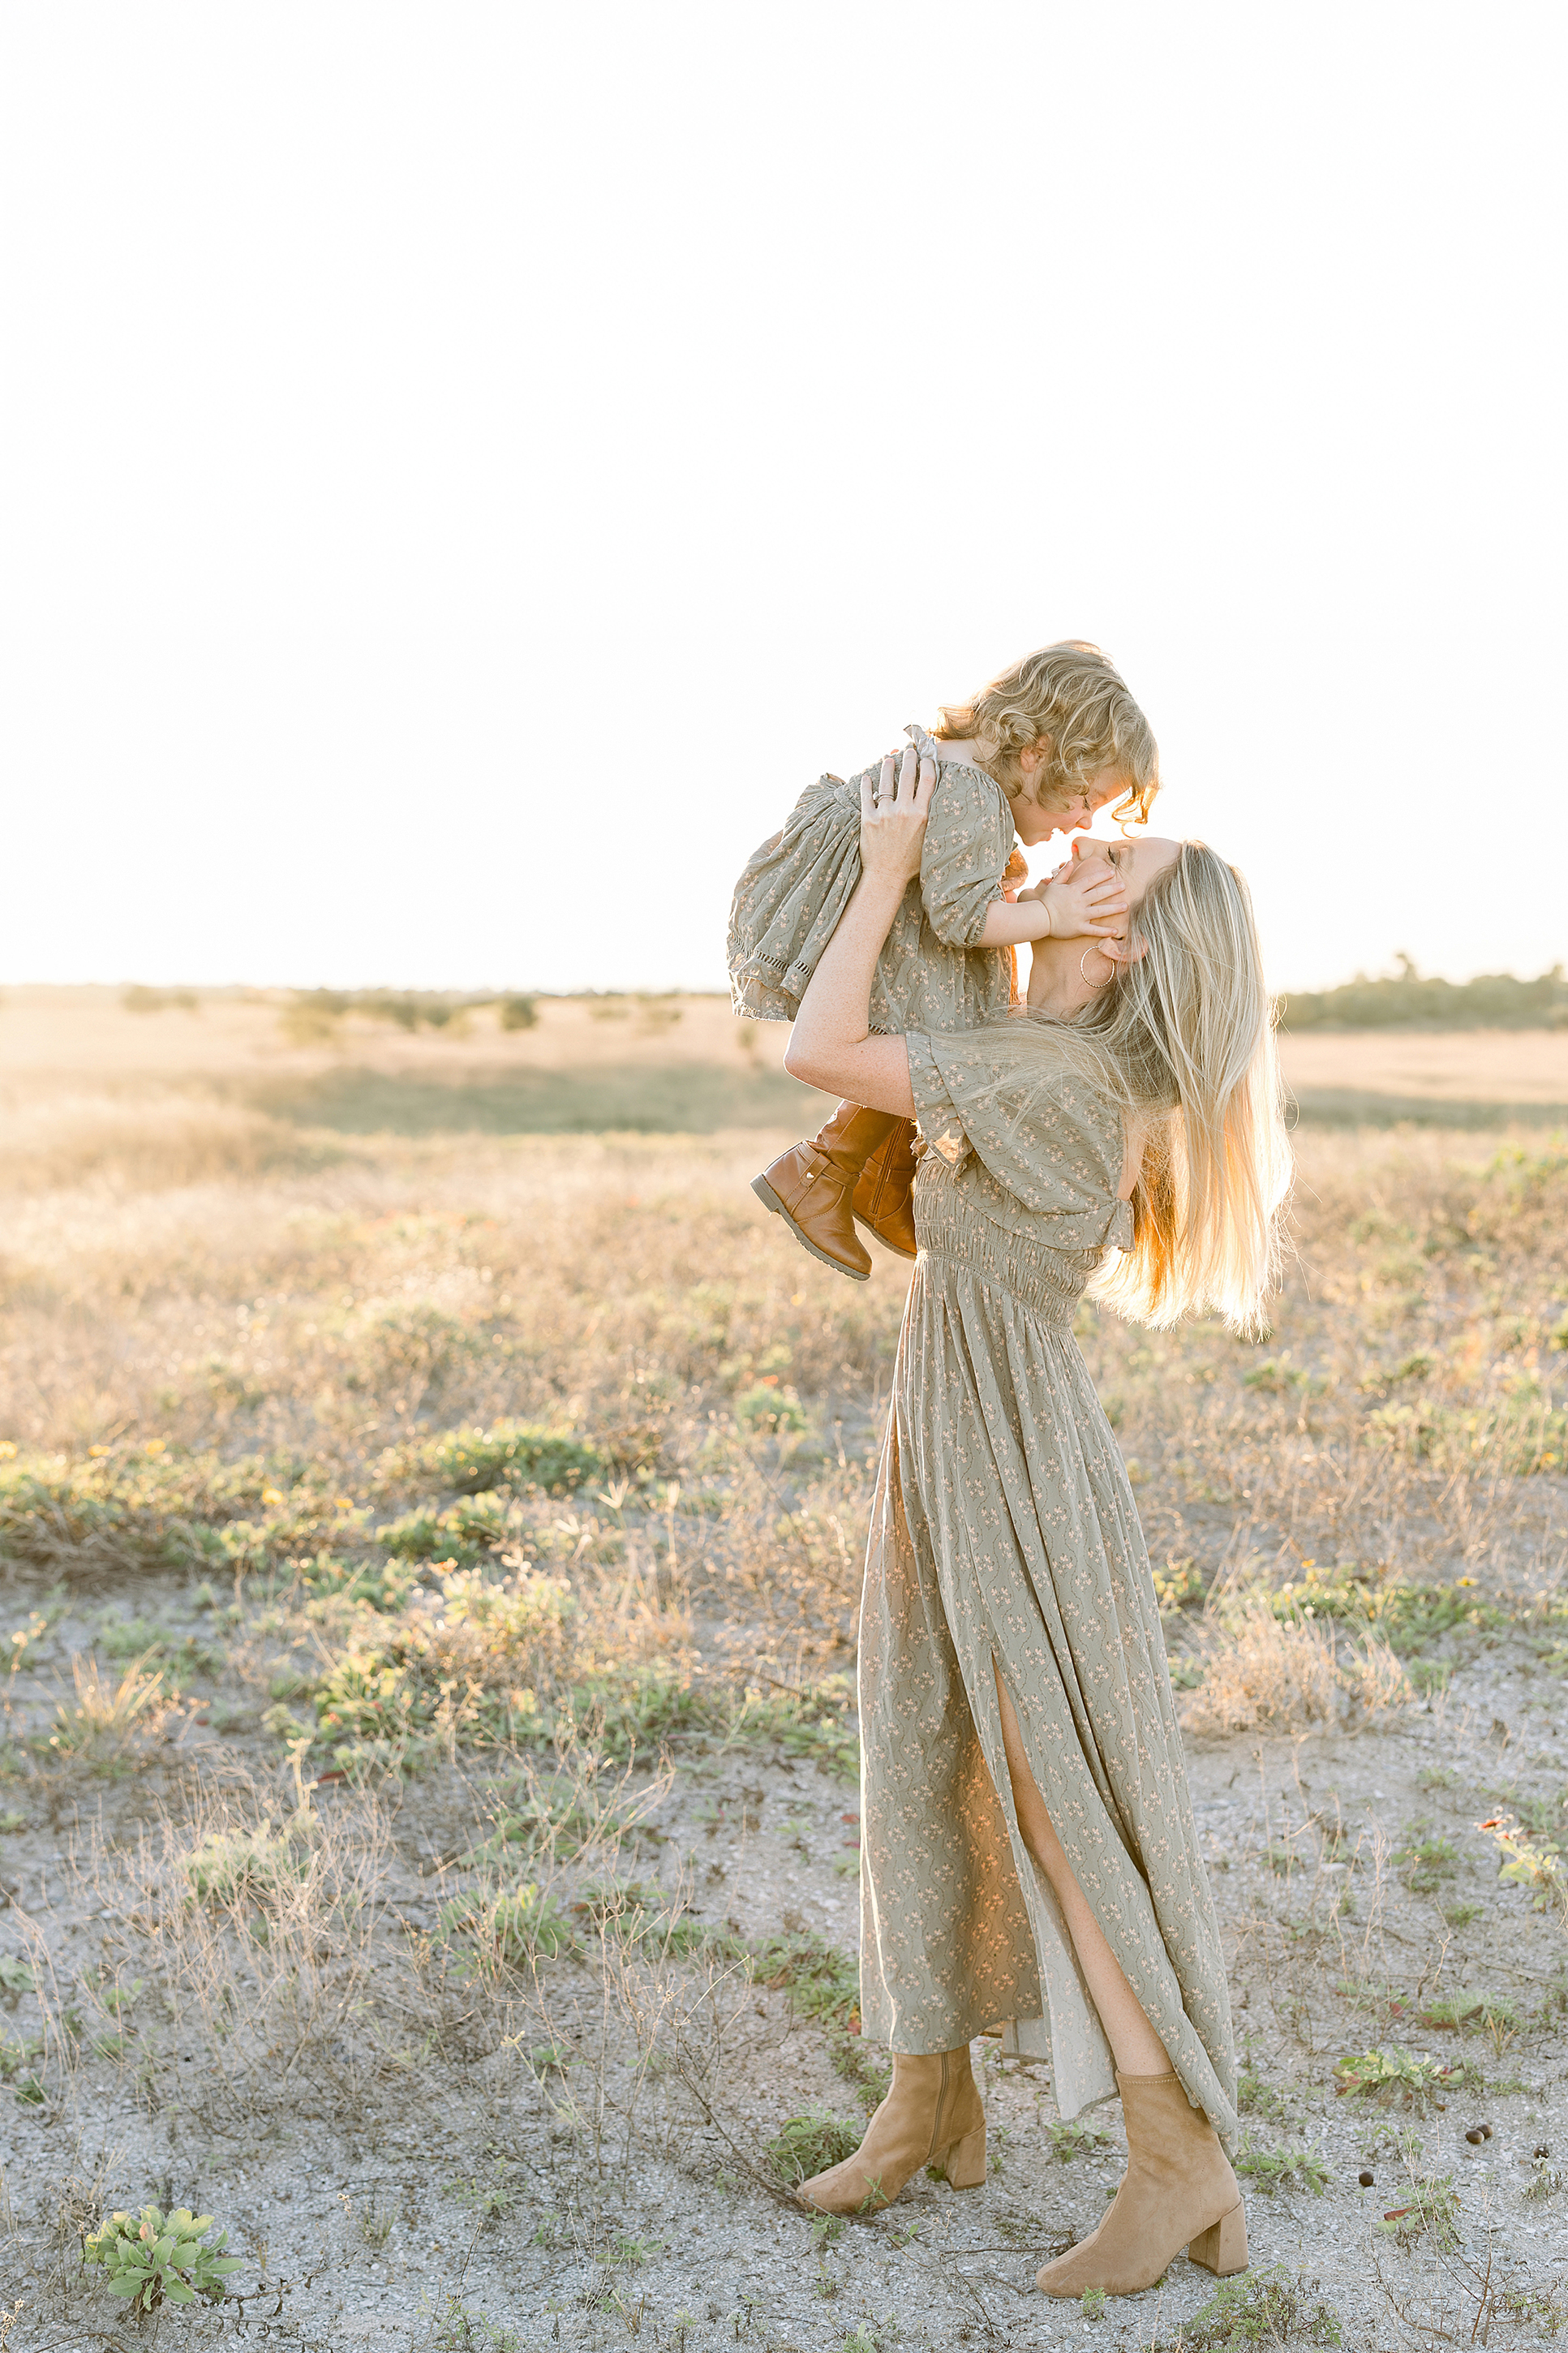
3,4 -> 1564,996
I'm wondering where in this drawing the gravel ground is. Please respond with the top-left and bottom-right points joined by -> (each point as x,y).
2,1593 -> 1567,2351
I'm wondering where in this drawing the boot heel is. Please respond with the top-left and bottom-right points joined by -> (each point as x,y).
1188,2201 -> 1248,2277
936,2122 -> 987,2190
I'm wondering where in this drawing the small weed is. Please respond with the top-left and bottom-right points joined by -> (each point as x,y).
767,2110 -> 861,2187
810,2213 -> 846,2251
1235,2140 -> 1330,2197
432,2299 -> 522,2352
1395,1821 -> 1458,1894
1334,2047 -> 1476,2110
436,1880 -> 574,1967
1375,2172 -> 1460,2252
82,2204 -> 243,2312
600,2231 -> 667,2269
47,1653 -> 168,1762
1080,2286 -> 1107,2319
1523,2157 -> 1563,2202
446,2163 -> 516,2226
1441,1901 -> 1483,1928
359,2187 -> 394,2248
1236,2063 -> 1291,2121
183,1810 -> 311,1903
1477,1814 -> 1567,1918
1148,2265 -> 1341,2347
1047,2117 -> 1115,2164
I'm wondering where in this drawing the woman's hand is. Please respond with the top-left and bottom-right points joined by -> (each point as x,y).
859,743 -> 936,888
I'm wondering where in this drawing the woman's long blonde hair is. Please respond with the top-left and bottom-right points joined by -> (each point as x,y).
1064,844 -> 1291,1333
934,640 -> 1159,822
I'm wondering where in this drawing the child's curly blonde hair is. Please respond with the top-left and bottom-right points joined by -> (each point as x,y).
934,640 -> 1159,823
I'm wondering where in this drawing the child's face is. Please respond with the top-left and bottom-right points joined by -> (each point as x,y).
1012,766 -> 1126,850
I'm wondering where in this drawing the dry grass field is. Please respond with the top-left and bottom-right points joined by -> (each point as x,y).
0,992 -> 1566,2350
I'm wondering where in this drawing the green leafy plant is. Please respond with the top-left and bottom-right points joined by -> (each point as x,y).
1334,2047 -> 1476,2110
82,2205 -> 243,2311
1477,1814 -> 1567,1918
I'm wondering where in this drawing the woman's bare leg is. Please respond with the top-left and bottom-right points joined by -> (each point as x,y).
992,1662 -> 1171,2076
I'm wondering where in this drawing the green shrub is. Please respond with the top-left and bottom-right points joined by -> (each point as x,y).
0,1446 -> 300,1576
733,1383 -> 809,1435
379,1491 -> 514,1565
498,996 -> 538,1031
375,1421 -> 602,1498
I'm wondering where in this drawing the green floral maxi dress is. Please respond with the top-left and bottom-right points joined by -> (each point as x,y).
858,1019 -> 1239,2144
727,739 -> 1014,1030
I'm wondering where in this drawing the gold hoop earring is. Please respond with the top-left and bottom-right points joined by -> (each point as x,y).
1080,945 -> 1112,990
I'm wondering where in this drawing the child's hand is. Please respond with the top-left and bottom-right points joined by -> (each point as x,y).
858,744 -> 935,888
1029,860 -> 1128,940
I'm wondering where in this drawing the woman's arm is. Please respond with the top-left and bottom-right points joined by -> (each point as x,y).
782,746 -> 934,1115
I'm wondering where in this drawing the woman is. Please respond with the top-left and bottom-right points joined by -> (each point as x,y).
780,744 -> 1290,2299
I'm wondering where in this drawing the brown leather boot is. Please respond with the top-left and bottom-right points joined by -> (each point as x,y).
796,2046 -> 986,2216
751,1103 -> 901,1281
853,1118 -> 918,1259
1035,2071 -> 1245,2298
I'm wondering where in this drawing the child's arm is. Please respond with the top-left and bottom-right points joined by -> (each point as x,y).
975,861 -> 1128,946
919,764 -> 1127,949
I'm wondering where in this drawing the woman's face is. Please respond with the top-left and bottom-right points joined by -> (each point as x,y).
1058,832 -> 1180,953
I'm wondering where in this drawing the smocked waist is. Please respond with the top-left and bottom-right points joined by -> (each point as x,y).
913,1189 -> 1089,1326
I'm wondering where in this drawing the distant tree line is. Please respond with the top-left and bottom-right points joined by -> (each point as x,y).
1279,957 -> 1568,1030
281,988 -> 539,1031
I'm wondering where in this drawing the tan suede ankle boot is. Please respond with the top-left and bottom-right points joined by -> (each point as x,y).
852,1118 -> 918,1259
751,1103 -> 901,1281
1035,2071 -> 1245,2299
796,2046 -> 986,2216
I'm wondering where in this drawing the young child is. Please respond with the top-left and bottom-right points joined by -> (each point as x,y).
727,641 -> 1160,1280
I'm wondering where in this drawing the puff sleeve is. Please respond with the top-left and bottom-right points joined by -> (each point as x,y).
906,1023 -> 1133,1250
917,760 -> 1012,949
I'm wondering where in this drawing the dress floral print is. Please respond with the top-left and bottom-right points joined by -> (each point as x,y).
857,1020 -> 1239,2146
727,735 -> 1014,1032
